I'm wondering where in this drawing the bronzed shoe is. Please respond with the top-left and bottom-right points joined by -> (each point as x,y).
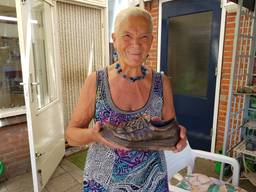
100,116 -> 180,151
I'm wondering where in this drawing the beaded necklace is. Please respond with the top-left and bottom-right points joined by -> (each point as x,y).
115,63 -> 148,82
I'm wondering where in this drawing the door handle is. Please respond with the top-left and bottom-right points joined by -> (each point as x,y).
31,82 -> 40,86
35,152 -> 44,159
20,82 -> 40,86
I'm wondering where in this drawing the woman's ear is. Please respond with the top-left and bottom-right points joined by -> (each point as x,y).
112,33 -> 117,48
150,35 -> 154,45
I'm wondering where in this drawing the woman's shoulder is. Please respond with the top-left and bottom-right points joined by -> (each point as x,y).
149,69 -> 167,82
94,66 -> 113,77
150,70 -> 170,91
85,66 -> 108,81
86,66 -> 112,85
82,72 -> 97,92
85,71 -> 96,82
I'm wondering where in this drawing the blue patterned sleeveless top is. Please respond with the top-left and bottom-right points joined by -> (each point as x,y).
83,69 -> 169,192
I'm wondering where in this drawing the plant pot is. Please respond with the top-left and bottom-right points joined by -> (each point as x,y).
0,160 -> 5,177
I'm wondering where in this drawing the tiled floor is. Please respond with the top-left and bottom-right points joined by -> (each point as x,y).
1,157 -> 255,192
0,159 -> 83,192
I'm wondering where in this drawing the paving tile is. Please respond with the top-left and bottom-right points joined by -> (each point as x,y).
0,158 -> 85,192
64,184 -> 82,192
42,187 -> 49,192
51,166 -> 66,179
0,184 -> 7,192
69,169 -> 83,184
60,159 -> 80,173
45,173 -> 79,192
4,172 -> 33,192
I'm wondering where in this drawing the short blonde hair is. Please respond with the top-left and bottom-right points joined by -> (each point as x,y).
114,7 -> 153,34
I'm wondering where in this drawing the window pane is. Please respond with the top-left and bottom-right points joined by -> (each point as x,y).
167,11 -> 213,97
31,1 -> 57,109
0,1 -> 25,109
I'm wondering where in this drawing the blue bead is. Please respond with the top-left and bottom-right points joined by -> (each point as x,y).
114,63 -> 148,82
115,63 -> 120,69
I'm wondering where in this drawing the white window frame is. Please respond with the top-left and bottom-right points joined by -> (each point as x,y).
0,106 -> 26,119
0,1 -> 26,119
1,0 -> 109,119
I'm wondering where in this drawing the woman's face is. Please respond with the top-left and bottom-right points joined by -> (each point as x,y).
112,15 -> 153,67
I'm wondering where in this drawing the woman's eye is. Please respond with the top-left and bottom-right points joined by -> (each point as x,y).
141,36 -> 149,41
123,34 -> 131,40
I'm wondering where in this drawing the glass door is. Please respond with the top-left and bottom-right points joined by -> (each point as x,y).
16,0 -> 65,191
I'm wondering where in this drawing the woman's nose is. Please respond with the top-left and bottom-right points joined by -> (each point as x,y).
131,38 -> 140,47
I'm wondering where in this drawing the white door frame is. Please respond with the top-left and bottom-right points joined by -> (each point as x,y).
157,0 -> 228,152
16,0 -> 108,189
15,0 -> 39,190
16,0 -> 65,191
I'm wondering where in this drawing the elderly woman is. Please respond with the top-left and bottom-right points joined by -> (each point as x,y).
66,7 -> 187,191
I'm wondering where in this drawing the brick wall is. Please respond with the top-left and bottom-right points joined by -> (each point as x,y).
216,11 -> 256,151
145,0 -> 159,70
0,118 -> 30,179
215,13 -> 236,151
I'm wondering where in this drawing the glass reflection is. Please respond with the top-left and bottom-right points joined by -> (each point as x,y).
167,11 -> 213,97
0,0 -> 24,109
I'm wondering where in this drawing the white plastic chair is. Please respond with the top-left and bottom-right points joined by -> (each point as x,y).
164,143 -> 240,192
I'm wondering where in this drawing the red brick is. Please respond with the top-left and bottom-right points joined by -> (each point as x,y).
226,16 -> 236,23
226,23 -> 236,28
0,121 -> 30,179
225,29 -> 235,34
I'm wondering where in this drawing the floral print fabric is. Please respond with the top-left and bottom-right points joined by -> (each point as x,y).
83,69 -> 168,192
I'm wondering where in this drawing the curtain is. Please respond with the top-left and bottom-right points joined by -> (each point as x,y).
57,1 -> 105,128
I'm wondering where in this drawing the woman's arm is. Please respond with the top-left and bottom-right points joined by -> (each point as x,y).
161,74 -> 187,152
66,72 -> 129,150
65,72 -> 97,146
161,74 -> 176,120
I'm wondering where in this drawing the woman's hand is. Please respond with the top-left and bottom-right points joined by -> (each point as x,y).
173,125 -> 187,153
92,122 -> 130,151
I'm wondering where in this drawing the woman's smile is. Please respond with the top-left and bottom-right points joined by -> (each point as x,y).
127,51 -> 142,58
112,15 -> 153,67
